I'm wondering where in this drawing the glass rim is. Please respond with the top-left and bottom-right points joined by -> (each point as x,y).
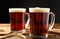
9,8 -> 26,12
29,7 -> 50,12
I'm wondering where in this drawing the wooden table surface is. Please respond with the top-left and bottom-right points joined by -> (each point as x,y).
0,23 -> 60,39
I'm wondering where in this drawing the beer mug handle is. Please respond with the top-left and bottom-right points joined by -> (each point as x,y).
25,13 -> 30,29
48,12 -> 55,31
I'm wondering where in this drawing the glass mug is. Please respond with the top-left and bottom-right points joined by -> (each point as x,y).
9,8 -> 29,33
29,7 -> 55,38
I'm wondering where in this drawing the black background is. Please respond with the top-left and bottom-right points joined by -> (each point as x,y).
0,0 -> 60,23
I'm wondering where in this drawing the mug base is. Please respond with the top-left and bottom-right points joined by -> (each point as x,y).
29,33 -> 48,38
11,29 -> 26,34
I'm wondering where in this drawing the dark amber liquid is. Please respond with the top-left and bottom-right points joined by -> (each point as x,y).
30,12 -> 49,36
10,12 -> 25,31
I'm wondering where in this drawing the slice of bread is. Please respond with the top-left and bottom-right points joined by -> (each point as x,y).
49,28 -> 60,34
0,24 -> 11,34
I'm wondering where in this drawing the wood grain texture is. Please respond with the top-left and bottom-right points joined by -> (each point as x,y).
0,23 -> 60,39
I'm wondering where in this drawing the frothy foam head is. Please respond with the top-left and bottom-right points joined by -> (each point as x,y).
29,7 -> 50,12
9,8 -> 26,12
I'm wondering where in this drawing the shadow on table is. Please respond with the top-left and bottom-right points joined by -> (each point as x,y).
32,37 -> 47,39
